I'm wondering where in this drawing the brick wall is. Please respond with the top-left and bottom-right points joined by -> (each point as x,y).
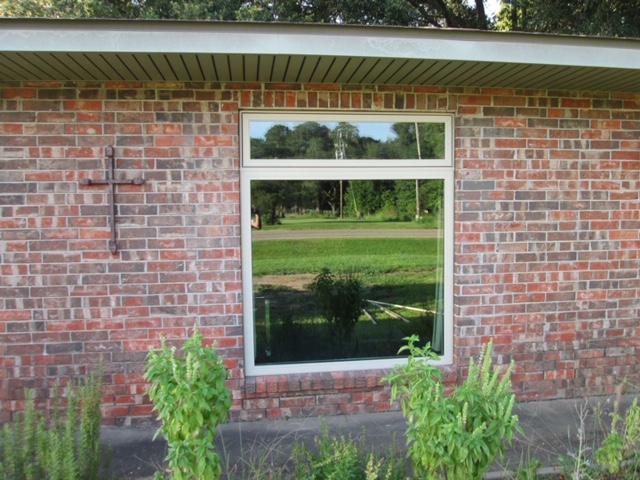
454,89 -> 640,400
0,81 -> 638,424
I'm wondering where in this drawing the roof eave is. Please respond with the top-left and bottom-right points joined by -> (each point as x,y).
1,19 -> 640,92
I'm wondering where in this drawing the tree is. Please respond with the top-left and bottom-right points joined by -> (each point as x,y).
0,0 -> 243,20
138,0 -> 243,20
0,0 -> 493,29
0,0 -> 140,18
5,0 -> 640,38
495,0 -> 640,38
237,0 -> 490,28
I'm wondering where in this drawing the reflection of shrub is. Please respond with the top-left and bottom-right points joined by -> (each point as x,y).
310,268 -> 363,343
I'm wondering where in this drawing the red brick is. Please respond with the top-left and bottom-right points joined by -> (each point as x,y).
1,81 -> 639,426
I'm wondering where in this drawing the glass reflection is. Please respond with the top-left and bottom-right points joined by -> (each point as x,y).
251,179 -> 445,365
249,121 -> 445,160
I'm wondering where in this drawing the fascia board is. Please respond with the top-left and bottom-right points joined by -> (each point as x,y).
1,19 -> 639,71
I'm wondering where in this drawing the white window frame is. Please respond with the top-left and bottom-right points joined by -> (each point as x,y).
241,111 -> 454,376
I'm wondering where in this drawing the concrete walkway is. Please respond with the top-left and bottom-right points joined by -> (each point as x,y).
103,394 -> 637,479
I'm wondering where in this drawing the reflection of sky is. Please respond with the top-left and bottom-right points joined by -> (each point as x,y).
250,121 -> 397,141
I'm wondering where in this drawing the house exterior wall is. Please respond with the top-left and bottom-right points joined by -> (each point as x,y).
0,81 -> 639,425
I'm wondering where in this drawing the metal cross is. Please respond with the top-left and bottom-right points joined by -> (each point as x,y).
79,145 -> 145,254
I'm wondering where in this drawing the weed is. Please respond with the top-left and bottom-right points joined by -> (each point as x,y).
0,372 -> 109,480
290,423 -> 405,480
595,395 -> 640,478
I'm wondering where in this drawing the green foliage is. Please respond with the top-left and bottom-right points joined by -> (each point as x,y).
236,0 -> 489,28
595,397 -> 640,476
249,120 -> 448,220
496,0 -> 640,38
383,336 -> 521,480
512,456 -> 541,480
346,181 -> 391,217
310,268 -> 363,343
6,0 -> 640,37
144,325 -> 231,480
291,424 -> 405,480
0,0 -> 243,20
0,373 -> 108,480
251,178 -> 444,223
0,0 -> 492,28
251,179 -> 289,226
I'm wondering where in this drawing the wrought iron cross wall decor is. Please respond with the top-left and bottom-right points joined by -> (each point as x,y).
79,145 -> 145,254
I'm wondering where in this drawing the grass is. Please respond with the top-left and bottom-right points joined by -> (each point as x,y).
252,237 -> 441,275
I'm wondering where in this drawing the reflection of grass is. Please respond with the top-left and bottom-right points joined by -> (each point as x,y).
252,237 -> 440,275
252,235 -> 443,363
253,274 -> 438,364
254,307 -> 432,364
266,216 -> 436,230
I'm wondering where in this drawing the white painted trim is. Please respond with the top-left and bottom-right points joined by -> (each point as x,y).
2,19 -> 639,71
241,111 -> 454,376
242,112 -> 453,168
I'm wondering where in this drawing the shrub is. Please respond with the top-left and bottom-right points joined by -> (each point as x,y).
144,325 -> 231,480
0,372 -> 108,480
383,336 -> 521,480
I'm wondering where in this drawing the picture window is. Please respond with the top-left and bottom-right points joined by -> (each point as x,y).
241,112 -> 453,375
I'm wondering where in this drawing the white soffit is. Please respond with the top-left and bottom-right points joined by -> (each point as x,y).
1,19 -> 640,92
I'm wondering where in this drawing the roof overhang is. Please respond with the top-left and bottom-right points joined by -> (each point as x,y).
1,19 -> 640,92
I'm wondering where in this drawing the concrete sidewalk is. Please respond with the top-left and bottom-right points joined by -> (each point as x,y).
102,394 -> 637,479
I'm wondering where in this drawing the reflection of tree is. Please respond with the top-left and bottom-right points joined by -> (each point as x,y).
251,124 -> 293,158
252,120 -> 444,160
318,180 -> 341,216
346,180 -> 393,216
288,122 -> 334,158
388,122 -> 445,159
250,121 -> 446,221
252,179 -> 443,222
251,180 -> 288,225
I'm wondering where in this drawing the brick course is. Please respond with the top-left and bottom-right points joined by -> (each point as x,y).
1,81 -> 639,424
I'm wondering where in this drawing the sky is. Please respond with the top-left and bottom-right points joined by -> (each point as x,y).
484,0 -> 501,17
250,121 -> 398,141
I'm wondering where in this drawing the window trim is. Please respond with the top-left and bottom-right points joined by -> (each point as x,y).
241,112 -> 453,168
241,111 -> 454,376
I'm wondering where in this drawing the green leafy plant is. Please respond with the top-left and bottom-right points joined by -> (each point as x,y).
310,268 -> 363,344
595,396 -> 640,477
291,423 -> 405,480
144,325 -> 231,480
0,372 -> 108,480
383,336 -> 521,480
292,424 -> 361,480
512,456 -> 542,480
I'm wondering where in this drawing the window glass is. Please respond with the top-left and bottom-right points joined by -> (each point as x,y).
249,121 -> 445,160
251,179 -> 445,366
241,113 -> 453,375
